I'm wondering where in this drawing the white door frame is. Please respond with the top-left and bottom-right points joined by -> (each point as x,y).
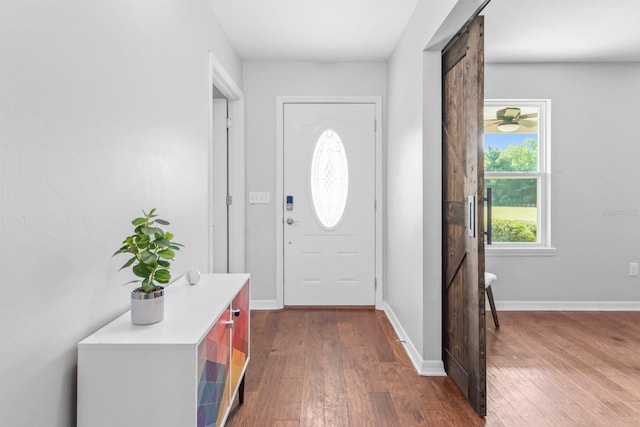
275,96 -> 383,309
208,52 -> 245,273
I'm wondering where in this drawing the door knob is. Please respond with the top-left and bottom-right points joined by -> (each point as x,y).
286,218 -> 298,225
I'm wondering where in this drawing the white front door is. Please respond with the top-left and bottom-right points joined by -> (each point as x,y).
283,103 -> 376,306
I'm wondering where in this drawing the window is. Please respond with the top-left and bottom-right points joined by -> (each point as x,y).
310,129 -> 349,230
484,100 -> 553,254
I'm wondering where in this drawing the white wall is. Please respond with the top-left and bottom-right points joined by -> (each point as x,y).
386,0 -> 487,371
0,1 -> 241,425
485,62 -> 640,306
243,61 -> 387,304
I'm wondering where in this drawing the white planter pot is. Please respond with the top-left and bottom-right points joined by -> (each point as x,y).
131,287 -> 165,325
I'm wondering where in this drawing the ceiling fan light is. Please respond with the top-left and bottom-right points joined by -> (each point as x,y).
497,122 -> 519,132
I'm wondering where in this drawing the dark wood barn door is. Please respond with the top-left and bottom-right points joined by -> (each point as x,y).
442,15 -> 486,417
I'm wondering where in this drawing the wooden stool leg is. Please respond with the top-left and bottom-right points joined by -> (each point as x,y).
486,285 -> 500,328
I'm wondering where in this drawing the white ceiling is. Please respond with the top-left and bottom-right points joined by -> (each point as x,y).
483,0 -> 640,62
206,0 -> 420,61
206,0 -> 640,63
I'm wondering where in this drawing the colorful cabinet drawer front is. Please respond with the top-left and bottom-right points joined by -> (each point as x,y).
231,281 -> 249,393
197,305 -> 231,427
196,279 -> 250,427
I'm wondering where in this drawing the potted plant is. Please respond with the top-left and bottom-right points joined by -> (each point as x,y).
113,208 -> 184,325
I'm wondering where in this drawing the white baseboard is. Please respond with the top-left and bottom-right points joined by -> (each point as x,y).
496,300 -> 640,311
420,360 -> 447,376
382,302 -> 446,377
250,299 -> 281,310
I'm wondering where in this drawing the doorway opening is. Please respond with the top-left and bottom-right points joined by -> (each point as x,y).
211,85 -> 229,272
208,52 -> 245,274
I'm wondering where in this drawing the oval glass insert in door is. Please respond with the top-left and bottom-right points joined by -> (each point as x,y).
310,129 -> 349,230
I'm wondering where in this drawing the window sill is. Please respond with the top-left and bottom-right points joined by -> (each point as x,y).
485,246 -> 556,257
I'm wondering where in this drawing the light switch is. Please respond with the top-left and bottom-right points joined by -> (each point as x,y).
249,192 -> 270,204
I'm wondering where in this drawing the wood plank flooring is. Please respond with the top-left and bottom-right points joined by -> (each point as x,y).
487,311 -> 640,427
226,309 -> 640,426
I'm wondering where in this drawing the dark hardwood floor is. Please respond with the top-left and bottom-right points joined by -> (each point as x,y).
226,309 -> 640,426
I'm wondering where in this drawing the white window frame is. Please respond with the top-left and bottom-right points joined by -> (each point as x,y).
484,99 -> 555,257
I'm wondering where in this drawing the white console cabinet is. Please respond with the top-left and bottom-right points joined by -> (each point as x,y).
78,274 -> 250,427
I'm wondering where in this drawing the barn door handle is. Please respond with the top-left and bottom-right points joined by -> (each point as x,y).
467,195 -> 475,238
484,187 -> 493,245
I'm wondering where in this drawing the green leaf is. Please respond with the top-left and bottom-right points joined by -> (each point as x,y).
154,269 -> 171,284
153,238 -> 170,248
158,259 -> 170,267
141,226 -> 157,236
149,208 -> 156,216
135,234 -> 150,247
140,280 -> 156,293
112,245 -> 129,256
131,217 -> 147,226
168,244 -> 183,251
140,250 -> 158,265
165,232 -> 174,240
157,249 -> 175,259
118,256 -> 137,271
155,219 -> 170,225
133,263 -> 151,279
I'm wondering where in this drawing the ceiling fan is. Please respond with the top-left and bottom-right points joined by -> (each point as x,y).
484,107 -> 538,133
